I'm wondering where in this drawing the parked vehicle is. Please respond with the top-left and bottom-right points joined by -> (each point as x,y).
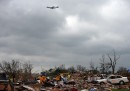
0,73 -> 10,90
96,74 -> 129,85
107,75 -> 129,85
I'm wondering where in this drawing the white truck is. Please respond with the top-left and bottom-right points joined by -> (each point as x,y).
96,75 -> 129,85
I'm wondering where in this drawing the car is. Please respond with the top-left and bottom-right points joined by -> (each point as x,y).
96,74 -> 129,85
0,73 -> 10,90
107,75 -> 129,85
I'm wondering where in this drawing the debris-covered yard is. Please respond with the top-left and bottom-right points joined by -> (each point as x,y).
9,72 -> 130,91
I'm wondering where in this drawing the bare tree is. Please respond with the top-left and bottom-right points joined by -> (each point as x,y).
22,61 -> 33,81
117,66 -> 128,76
89,61 -> 95,71
68,66 -> 75,73
76,65 -> 86,72
89,61 -> 98,74
100,54 -> 105,74
0,60 -> 20,82
107,50 -> 120,74
99,54 -> 111,74
59,64 -> 65,70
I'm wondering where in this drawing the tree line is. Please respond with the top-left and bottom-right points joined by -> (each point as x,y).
0,50 -> 129,82
0,60 -> 33,82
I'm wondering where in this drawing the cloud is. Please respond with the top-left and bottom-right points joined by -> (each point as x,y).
0,0 -> 130,72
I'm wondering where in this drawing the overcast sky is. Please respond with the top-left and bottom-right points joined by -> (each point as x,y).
0,0 -> 130,73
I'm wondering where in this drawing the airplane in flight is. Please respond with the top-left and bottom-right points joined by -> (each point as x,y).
46,6 -> 59,9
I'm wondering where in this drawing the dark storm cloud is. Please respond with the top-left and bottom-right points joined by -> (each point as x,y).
0,0 -> 65,56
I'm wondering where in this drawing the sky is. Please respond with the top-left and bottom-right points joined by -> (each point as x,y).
0,0 -> 130,73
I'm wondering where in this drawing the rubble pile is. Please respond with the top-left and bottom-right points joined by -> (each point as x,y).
12,73 -> 130,91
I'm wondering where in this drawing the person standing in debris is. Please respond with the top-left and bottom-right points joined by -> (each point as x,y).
55,74 -> 61,81
39,75 -> 47,84
67,74 -> 71,80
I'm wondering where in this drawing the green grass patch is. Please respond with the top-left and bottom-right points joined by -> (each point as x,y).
112,89 -> 130,91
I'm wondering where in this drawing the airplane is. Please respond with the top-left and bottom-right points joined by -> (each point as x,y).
46,6 -> 59,9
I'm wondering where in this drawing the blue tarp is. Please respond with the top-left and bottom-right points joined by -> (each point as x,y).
128,68 -> 130,73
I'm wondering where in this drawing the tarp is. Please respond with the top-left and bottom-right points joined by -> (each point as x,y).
128,68 -> 130,73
